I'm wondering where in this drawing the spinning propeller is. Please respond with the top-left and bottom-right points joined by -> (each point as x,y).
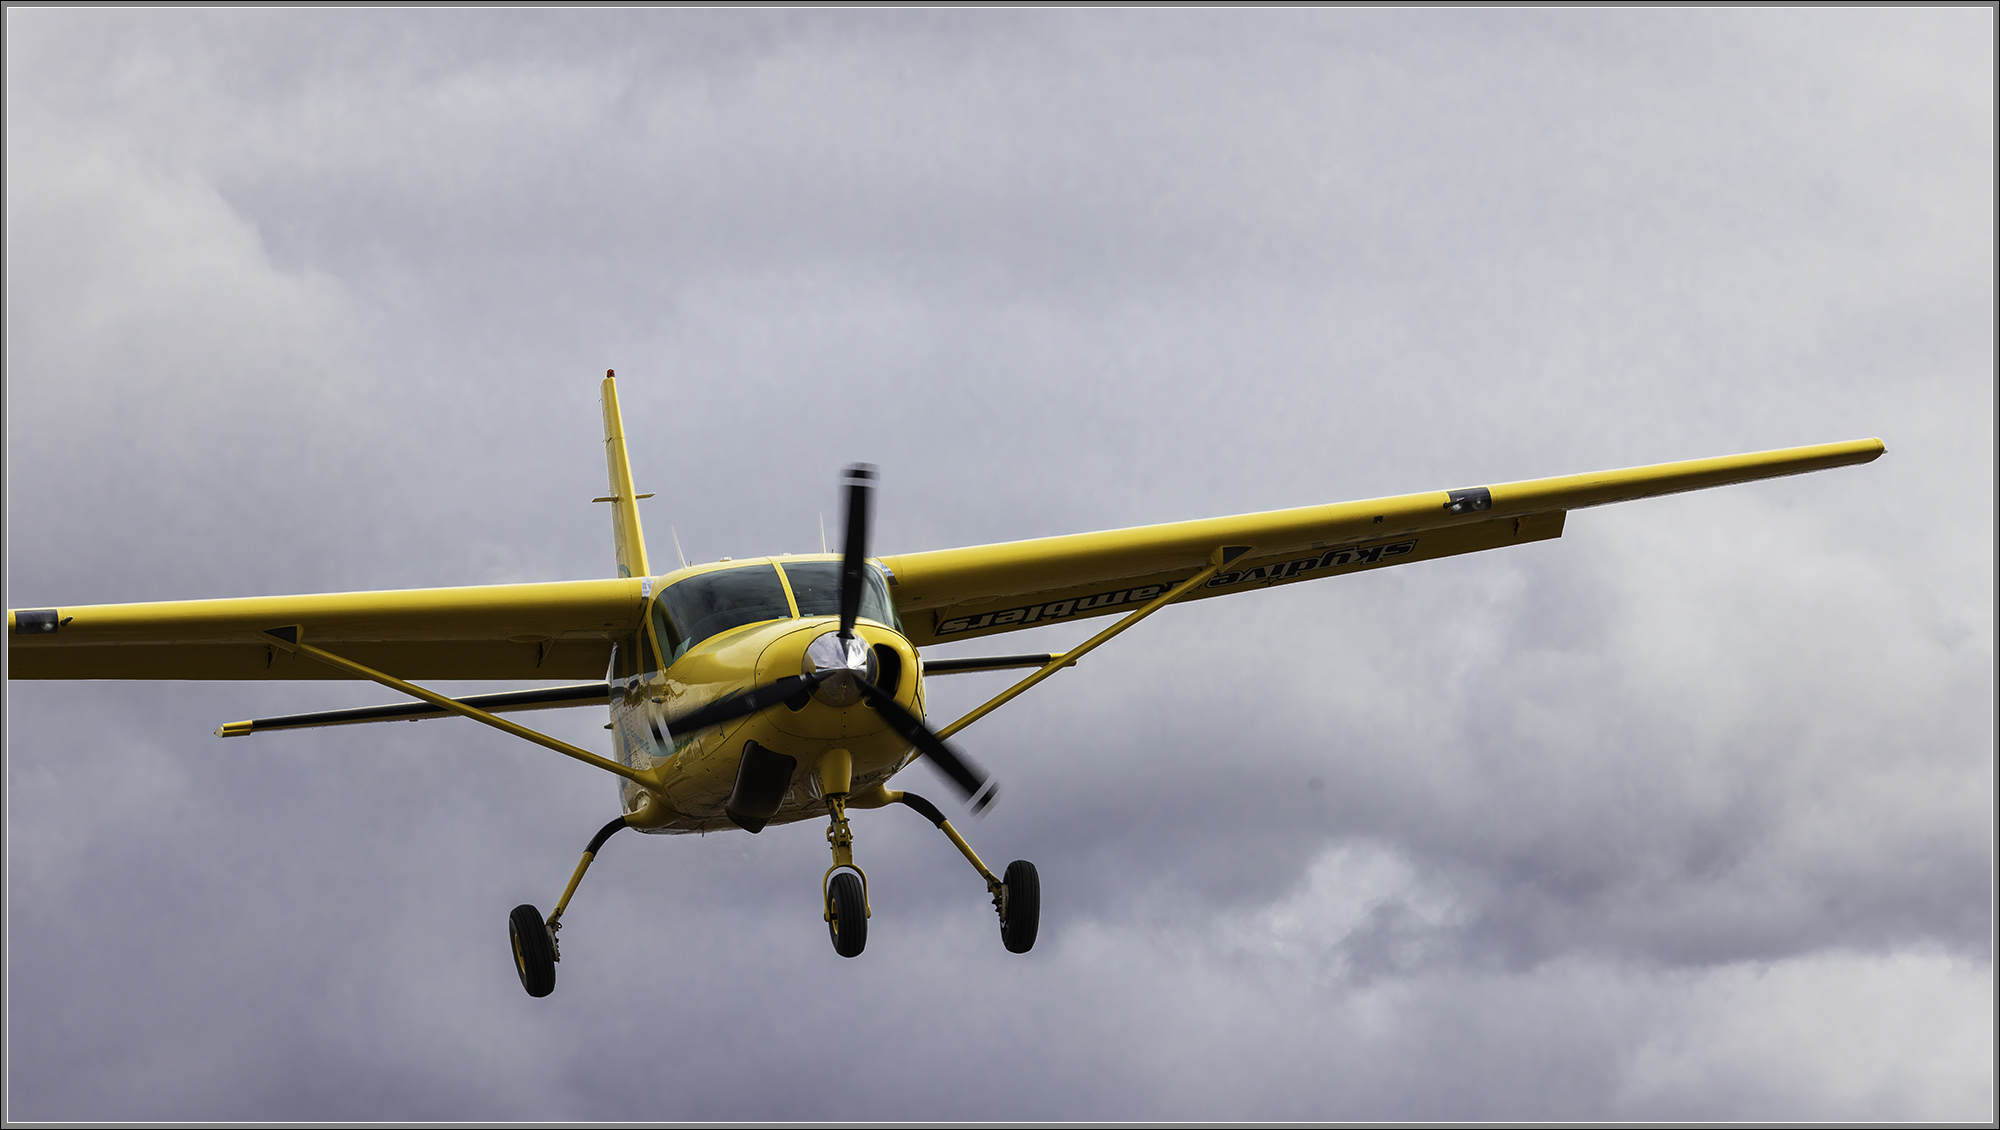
662,464 -> 997,813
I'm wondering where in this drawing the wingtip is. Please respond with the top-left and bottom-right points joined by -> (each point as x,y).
1842,437 -> 1888,463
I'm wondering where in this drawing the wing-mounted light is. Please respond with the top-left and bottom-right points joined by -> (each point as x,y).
1444,487 -> 1492,515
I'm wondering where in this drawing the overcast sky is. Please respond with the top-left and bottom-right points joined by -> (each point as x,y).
5,9 -> 1992,1122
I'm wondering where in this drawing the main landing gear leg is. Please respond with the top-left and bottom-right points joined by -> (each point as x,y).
819,749 -> 870,958
509,813 -> 631,998
892,791 -> 1039,954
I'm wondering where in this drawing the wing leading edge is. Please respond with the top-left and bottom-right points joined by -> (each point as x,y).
880,438 -> 1885,647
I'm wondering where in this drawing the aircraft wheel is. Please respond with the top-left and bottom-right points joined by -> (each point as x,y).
827,871 -> 868,958
508,904 -> 556,998
1000,860 -> 1040,954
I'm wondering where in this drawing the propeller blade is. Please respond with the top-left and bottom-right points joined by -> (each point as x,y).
663,671 -> 831,738
855,679 -> 998,813
838,463 -> 875,639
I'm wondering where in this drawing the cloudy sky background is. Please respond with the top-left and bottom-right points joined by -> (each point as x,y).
6,9 -> 1991,1121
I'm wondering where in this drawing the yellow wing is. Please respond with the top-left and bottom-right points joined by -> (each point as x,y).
8,440 -> 1884,676
7,578 -> 646,680
880,439 -> 1885,647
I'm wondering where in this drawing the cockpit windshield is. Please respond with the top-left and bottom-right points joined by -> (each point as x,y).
654,564 -> 791,661
650,560 -> 902,664
780,560 -> 899,630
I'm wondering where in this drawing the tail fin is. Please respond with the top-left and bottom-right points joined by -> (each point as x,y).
598,370 -> 652,579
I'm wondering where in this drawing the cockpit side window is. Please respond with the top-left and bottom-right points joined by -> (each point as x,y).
657,564 -> 792,659
780,561 -> 902,632
643,599 -> 680,675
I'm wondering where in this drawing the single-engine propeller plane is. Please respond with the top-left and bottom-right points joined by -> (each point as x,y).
7,371 -> 1884,996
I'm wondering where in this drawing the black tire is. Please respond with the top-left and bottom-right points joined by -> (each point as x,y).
509,903 -> 556,998
1000,860 -> 1040,954
827,871 -> 868,958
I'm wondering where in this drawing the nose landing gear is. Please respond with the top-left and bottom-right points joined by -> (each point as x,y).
819,749 -> 872,958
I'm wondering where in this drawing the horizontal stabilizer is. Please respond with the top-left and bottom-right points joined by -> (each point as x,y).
216,682 -> 611,737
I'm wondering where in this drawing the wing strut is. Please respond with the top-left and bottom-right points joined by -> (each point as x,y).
258,627 -> 647,785
932,545 -> 1249,742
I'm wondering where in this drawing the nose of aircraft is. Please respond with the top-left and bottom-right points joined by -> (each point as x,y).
803,629 -> 877,706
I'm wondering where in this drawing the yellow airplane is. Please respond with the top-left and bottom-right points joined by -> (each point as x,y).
6,371 -> 1884,998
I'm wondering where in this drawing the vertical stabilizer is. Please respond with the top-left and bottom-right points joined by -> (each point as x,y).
599,371 -> 652,579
